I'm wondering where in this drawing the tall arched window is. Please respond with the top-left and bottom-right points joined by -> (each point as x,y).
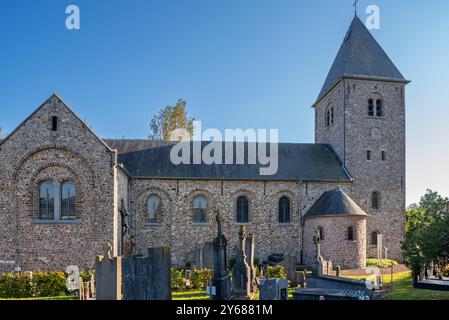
371,192 -> 380,210
39,181 -> 55,220
325,106 -> 334,127
193,195 -> 207,223
236,196 -> 249,224
376,99 -> 383,116
347,226 -> 354,241
61,181 -> 76,219
278,197 -> 290,224
368,97 -> 384,117
148,195 -> 161,223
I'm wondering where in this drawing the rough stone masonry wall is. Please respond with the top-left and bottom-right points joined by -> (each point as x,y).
315,82 -> 345,159
129,178 -> 354,267
315,79 -> 406,262
344,79 -> 406,261
0,95 -> 117,273
303,215 -> 367,269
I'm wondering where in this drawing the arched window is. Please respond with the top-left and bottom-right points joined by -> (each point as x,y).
368,98 -> 383,117
278,197 -> 290,224
236,196 -> 249,224
371,192 -> 380,210
318,226 -> 325,241
347,226 -> 354,241
193,195 -> 207,223
325,106 -> 334,127
371,232 -> 378,245
148,195 -> 161,223
61,181 -> 76,219
376,99 -> 383,116
381,151 -> 386,161
39,181 -> 55,220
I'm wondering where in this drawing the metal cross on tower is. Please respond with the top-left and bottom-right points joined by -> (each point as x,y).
353,0 -> 359,16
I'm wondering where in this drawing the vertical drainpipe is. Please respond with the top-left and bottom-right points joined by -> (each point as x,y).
15,186 -> 20,271
343,79 -> 347,165
299,180 -> 304,265
128,177 -> 132,242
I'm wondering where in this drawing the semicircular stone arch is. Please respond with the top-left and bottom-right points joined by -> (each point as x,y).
14,147 -> 97,222
12,144 -> 97,183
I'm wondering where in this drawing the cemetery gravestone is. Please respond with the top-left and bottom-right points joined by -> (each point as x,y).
65,265 -> 80,293
259,278 -> 289,300
231,226 -> 251,299
279,254 -> 300,286
122,247 -> 172,300
245,233 -> 257,293
211,211 -> 232,300
95,243 -> 122,300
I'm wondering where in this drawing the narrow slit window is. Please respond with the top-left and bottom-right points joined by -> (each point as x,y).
367,150 -> 371,161
371,232 -> 378,245
371,192 -> 380,210
52,116 -> 58,131
376,99 -> 383,117
347,226 -> 354,241
368,99 -> 374,116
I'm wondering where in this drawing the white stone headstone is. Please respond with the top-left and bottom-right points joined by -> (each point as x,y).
66,265 -> 80,292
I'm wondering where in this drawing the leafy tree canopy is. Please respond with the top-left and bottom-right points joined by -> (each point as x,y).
148,99 -> 195,141
402,189 -> 449,274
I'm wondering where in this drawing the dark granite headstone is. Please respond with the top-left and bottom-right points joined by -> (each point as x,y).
122,247 -> 172,300
211,211 -> 232,300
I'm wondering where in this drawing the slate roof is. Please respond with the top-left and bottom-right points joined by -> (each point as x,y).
315,16 -> 408,105
104,139 -> 352,182
304,187 -> 367,218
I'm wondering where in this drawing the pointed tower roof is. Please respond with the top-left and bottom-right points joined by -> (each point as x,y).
314,16 -> 409,105
304,187 -> 367,218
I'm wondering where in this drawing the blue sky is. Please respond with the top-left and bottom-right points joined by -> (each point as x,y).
1,0 -> 449,205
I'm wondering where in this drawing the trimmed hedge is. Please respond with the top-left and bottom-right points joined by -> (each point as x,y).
366,259 -> 398,268
190,269 -> 212,289
0,272 -> 67,298
171,268 -> 212,291
264,265 -> 287,279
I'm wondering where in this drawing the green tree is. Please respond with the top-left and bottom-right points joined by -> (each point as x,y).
148,99 -> 195,141
402,189 -> 449,275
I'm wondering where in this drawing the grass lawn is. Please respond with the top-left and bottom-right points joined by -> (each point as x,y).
172,290 -> 210,300
344,271 -> 449,300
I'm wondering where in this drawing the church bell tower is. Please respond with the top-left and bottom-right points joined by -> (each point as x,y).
313,16 -> 409,261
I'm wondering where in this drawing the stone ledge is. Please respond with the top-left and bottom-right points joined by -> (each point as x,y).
30,219 -> 81,225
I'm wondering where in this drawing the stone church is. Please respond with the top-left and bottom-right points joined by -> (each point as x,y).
0,16 -> 407,273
